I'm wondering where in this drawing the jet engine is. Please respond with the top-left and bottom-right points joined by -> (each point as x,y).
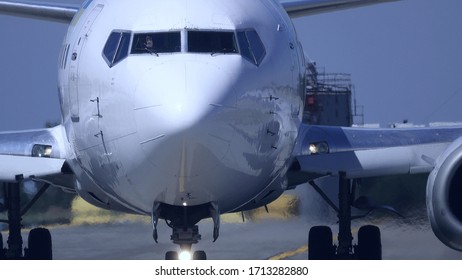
427,137 -> 462,251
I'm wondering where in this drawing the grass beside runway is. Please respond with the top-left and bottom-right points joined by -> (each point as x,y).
70,193 -> 300,225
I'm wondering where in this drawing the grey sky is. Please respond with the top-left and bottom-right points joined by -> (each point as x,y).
295,0 -> 462,126
0,0 -> 461,131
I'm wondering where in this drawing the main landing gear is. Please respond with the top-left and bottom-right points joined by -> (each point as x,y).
307,172 -> 383,260
152,201 -> 220,260
0,175 -> 53,260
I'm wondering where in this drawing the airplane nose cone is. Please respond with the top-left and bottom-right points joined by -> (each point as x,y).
133,59 -> 237,180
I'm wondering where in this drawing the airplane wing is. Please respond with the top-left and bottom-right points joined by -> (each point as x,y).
0,0 -> 79,23
0,0 -> 400,23
0,2 -> 77,182
0,125 -> 71,182
280,0 -> 400,18
292,124 -> 462,251
0,155 -> 65,182
292,124 -> 462,179
0,0 -> 399,22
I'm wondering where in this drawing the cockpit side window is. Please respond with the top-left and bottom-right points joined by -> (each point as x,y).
103,32 -> 120,65
237,32 -> 253,63
114,33 -> 131,63
237,30 -> 266,66
103,31 -> 131,67
131,32 -> 181,54
188,31 -> 238,54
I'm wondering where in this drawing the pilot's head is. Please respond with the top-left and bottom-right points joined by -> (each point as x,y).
145,35 -> 153,48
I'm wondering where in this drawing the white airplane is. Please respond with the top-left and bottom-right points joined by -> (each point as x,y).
0,0 -> 461,260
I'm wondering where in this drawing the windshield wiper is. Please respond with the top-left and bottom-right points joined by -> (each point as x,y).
144,48 -> 159,57
211,48 -> 236,56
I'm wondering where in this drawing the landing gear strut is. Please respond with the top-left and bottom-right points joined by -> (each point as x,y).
0,176 -> 53,260
308,172 -> 382,260
152,201 -> 220,260
165,225 -> 205,260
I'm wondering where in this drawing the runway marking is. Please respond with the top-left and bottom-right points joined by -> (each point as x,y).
268,245 -> 308,260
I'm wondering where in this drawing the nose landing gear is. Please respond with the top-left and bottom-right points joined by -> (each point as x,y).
165,225 -> 206,260
152,201 -> 220,260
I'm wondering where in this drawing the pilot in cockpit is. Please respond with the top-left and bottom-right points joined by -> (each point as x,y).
144,35 -> 154,50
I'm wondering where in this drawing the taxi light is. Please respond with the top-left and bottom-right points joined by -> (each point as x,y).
308,142 -> 329,155
179,251 -> 191,260
32,144 -> 53,158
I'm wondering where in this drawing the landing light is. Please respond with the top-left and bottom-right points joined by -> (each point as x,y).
308,142 -> 329,155
179,251 -> 191,260
31,144 -> 52,158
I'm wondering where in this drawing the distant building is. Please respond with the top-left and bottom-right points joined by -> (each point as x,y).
303,61 -> 358,127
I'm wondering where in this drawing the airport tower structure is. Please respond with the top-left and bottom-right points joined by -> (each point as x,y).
303,61 -> 362,126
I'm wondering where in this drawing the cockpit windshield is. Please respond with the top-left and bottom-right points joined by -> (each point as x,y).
131,32 -> 181,54
187,31 -> 238,54
103,29 -> 266,67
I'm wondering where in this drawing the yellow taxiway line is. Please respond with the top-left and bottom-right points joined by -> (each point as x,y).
268,245 -> 308,260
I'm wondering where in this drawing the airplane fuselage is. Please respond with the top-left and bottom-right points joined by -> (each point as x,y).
5,0 -> 462,261
58,0 -> 305,215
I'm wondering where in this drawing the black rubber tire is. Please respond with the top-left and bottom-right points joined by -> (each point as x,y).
165,251 -> 179,260
357,225 -> 382,260
308,226 -> 334,260
193,250 -> 207,260
26,228 -> 53,260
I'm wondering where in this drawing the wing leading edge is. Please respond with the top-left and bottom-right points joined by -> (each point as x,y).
0,1 -> 79,23
280,0 -> 400,18
292,124 -> 462,179
0,125 -> 71,182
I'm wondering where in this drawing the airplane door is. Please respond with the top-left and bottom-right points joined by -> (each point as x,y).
68,4 -> 104,122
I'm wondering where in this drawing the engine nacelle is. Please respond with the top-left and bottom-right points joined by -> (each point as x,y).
427,136 -> 462,251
